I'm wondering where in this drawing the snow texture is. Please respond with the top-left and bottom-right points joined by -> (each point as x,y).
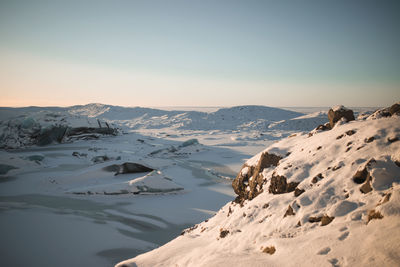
117,111 -> 400,267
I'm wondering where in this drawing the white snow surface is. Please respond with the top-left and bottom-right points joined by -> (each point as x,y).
2,103 -> 397,267
0,104 -> 322,149
117,114 -> 400,267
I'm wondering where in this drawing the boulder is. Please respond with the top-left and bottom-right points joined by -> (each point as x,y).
352,166 -> 373,194
328,105 -> 355,128
232,152 -> 281,201
262,246 -> 276,254
321,215 -> 335,226
268,174 -> 299,194
284,205 -> 295,217
103,162 -> 154,175
389,102 -> 400,116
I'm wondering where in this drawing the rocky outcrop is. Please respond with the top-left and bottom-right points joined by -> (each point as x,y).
232,152 -> 281,201
389,103 -> 400,116
328,105 -> 355,128
261,246 -> 276,254
103,162 -> 154,175
308,215 -> 335,226
352,163 -> 374,194
367,102 -> 400,120
268,174 -> 299,194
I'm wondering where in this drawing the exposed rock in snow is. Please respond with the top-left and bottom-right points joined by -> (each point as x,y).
232,152 -> 281,202
328,105 -> 355,128
367,102 -> 400,120
103,162 -> 154,175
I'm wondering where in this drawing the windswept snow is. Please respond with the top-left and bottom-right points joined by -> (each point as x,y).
117,109 -> 400,267
2,103 -> 396,267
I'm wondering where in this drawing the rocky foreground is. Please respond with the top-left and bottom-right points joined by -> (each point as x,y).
117,103 -> 400,267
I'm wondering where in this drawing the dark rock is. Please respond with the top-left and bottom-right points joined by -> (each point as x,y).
352,166 -> 373,194
268,174 -> 299,194
367,210 -> 383,223
284,205 -> 295,217
66,127 -> 117,137
377,193 -> 391,206
308,216 -> 322,223
389,103 -> 400,115
316,123 -> 331,131
364,158 -> 375,166
332,165 -> 342,171
262,246 -> 276,254
346,130 -> 356,136
328,106 -> 355,128
294,188 -> 305,197
360,179 -> 373,194
72,151 -> 87,158
353,168 -> 369,184
336,134 -> 344,140
311,177 -> 319,184
262,203 -> 269,209
388,137 -> 399,143
227,207 -> 233,217
181,225 -> 198,236
233,152 -> 282,200
321,215 -> 334,226
364,137 -> 375,143
219,229 -> 229,238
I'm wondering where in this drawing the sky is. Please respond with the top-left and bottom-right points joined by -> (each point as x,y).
0,0 -> 399,107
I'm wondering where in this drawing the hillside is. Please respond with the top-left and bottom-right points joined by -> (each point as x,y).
0,104 -> 320,149
116,103 -> 400,267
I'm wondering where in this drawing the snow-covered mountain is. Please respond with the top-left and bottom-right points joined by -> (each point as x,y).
116,103 -> 400,267
0,104 -> 327,149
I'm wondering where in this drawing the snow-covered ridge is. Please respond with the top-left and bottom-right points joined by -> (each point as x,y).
0,104 -> 329,149
116,104 -> 400,267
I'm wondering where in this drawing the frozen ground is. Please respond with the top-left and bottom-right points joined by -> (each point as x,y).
117,104 -> 400,267
0,104 -> 376,266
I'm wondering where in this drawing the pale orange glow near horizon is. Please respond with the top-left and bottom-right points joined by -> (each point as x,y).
1,50 -> 399,108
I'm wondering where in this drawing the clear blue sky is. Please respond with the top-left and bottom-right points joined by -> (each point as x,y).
0,0 -> 399,107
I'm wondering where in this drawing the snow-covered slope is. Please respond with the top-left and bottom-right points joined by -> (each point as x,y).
0,104 -> 330,149
69,104 -> 304,131
116,107 -> 400,267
